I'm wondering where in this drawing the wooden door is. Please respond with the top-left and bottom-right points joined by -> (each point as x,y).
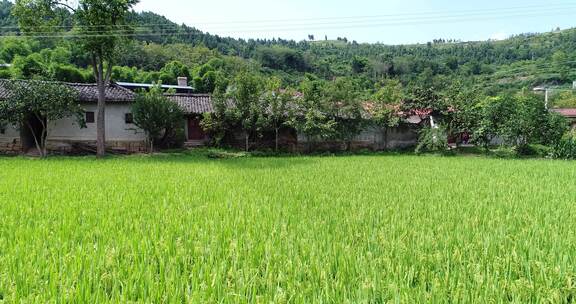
187,117 -> 206,141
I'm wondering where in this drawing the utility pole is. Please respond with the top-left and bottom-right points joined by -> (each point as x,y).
534,84 -> 576,110
533,87 -> 550,109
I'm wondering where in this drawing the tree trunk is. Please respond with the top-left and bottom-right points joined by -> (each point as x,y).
160,127 -> 172,148
26,121 -> 43,158
383,127 -> 388,150
41,125 -> 47,158
245,132 -> 249,152
36,113 -> 47,158
95,57 -> 106,158
275,128 -> 279,152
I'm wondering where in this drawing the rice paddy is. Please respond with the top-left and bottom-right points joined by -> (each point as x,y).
1,152 -> 576,303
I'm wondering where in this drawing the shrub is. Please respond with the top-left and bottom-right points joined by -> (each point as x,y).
132,86 -> 185,153
515,144 -> 552,157
156,126 -> 186,150
0,68 -> 11,79
416,125 -> 449,154
551,133 -> 576,159
51,65 -> 87,83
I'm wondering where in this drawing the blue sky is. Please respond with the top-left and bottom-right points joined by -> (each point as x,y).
134,0 -> 576,44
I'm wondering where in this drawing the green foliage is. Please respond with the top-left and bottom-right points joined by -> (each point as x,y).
351,56 -> 369,74
371,79 -> 403,128
11,53 -> 47,79
4,0 -> 576,93
552,91 -> 576,108
326,77 -> 366,149
225,72 -> 265,151
51,64 -> 88,83
0,37 -> 32,62
472,96 -> 520,148
0,80 -> 84,157
131,86 -> 184,152
405,86 -> 446,114
200,110 -> 226,146
0,67 -> 11,79
515,144 -> 553,158
443,81 -> 483,136
192,63 -> 220,93
415,125 -> 449,154
551,132 -> 576,159
159,60 -> 191,85
290,77 -> 336,145
471,94 -> 568,149
255,46 -> 309,72
259,77 -> 294,151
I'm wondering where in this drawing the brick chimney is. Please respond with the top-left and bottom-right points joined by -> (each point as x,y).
177,77 -> 188,87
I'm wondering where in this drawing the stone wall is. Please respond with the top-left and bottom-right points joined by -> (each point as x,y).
0,124 -> 22,154
47,140 -> 147,154
297,125 -> 419,152
216,125 -> 419,153
0,138 -> 22,154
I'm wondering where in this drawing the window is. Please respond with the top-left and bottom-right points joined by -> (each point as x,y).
85,112 -> 95,124
125,113 -> 134,124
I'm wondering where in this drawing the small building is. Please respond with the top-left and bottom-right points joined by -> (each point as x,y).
166,93 -> 212,147
0,80 -> 148,154
551,108 -> 576,129
0,80 -> 218,154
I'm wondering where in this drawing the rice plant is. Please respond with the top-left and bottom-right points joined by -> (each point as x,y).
0,153 -> 575,303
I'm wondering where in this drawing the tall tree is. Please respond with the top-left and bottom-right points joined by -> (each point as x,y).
371,80 -> 403,148
290,77 -> 336,152
13,0 -> 139,157
226,72 -> 263,151
260,77 -> 294,152
326,77 -> 365,151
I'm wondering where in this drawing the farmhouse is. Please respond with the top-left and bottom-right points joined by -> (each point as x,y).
0,79 -> 420,154
551,108 -> 576,129
0,80 -> 214,154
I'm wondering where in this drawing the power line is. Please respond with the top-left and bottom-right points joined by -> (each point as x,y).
183,2 -> 576,25
0,2 -> 575,31
2,9 -> 575,38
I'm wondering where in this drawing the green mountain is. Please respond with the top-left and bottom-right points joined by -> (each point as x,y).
1,0 -> 575,99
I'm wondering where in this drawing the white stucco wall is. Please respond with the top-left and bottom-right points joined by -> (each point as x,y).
48,103 -> 146,142
0,124 -> 20,143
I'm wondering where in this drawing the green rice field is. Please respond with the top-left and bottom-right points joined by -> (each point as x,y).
1,153 -> 576,303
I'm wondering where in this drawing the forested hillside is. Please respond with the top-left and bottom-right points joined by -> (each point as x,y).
1,0 -> 576,103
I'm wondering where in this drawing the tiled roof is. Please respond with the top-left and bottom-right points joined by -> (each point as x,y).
72,83 -> 135,102
551,108 -> 576,118
166,94 -> 213,114
0,80 -> 135,103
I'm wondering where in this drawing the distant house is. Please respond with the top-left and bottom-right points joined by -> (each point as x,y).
551,108 -> 576,129
0,80 -> 147,153
0,79 -> 213,154
0,79 -> 420,154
